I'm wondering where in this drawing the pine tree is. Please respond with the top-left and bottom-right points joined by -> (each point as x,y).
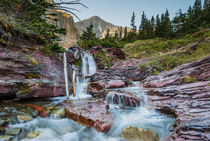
151,16 -> 155,29
149,16 -> 155,38
155,15 -> 161,37
123,26 -> 128,40
114,30 -> 118,39
139,11 -> 147,39
193,0 -> 202,27
105,29 -> 110,39
164,9 -> 172,38
80,22 -> 96,41
130,12 -> 137,32
119,27 -> 123,39
173,9 -> 186,32
203,0 -> 210,27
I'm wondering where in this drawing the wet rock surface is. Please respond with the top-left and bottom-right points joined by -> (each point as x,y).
0,47 -> 74,100
64,98 -> 113,132
106,91 -> 141,107
143,57 -> 210,141
0,102 -> 38,127
121,126 -> 158,141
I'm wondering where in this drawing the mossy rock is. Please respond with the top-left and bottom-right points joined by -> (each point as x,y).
16,84 -> 33,95
6,128 -> 22,135
26,55 -> 39,66
0,135 -> 14,141
121,126 -> 158,141
26,131 -> 41,139
25,73 -> 40,79
184,76 -> 196,83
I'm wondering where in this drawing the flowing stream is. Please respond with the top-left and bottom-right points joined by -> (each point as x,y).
6,53 -> 175,141
71,52 -> 97,99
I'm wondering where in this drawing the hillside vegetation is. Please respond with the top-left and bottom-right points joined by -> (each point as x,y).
124,29 -> 210,74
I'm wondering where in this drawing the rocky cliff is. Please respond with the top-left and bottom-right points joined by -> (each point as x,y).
46,0 -> 80,48
48,9 -> 80,48
0,20 -> 75,100
75,16 -> 130,38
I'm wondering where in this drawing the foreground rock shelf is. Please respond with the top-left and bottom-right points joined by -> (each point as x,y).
64,98 -> 113,132
143,57 -> 210,141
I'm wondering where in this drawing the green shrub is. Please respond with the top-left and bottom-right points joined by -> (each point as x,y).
48,42 -> 65,53
139,63 -> 147,70
94,50 -> 111,69
184,77 -> 196,83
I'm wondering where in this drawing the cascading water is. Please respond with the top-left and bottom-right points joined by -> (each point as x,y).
4,56 -> 175,141
105,82 -> 175,140
7,84 -> 174,141
73,52 -> 97,99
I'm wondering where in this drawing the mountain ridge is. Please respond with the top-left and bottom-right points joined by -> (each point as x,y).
75,16 -> 130,38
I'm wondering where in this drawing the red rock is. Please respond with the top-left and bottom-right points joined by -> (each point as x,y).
106,48 -> 125,59
89,80 -> 127,92
0,47 -> 74,99
64,99 -> 113,132
98,80 -> 126,89
106,91 -> 141,107
23,103 -> 48,117
143,57 -> 210,141
143,56 -> 210,88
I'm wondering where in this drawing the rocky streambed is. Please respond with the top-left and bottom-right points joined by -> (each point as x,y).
0,81 -> 175,141
0,43 -> 209,141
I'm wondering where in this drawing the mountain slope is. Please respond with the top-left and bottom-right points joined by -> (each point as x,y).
75,16 -> 128,38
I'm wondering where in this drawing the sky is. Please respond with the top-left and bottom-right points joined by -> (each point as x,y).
72,0 -> 200,27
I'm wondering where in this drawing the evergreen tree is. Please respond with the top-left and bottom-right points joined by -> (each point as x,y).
114,30 -> 119,39
164,9 -> 172,38
149,16 -> 155,38
151,16 -> 155,28
80,22 -> 96,41
123,26 -> 128,40
155,15 -> 161,37
119,27 -> 123,39
193,0 -> 202,26
173,9 -> 186,33
203,0 -> 210,27
130,12 -> 137,31
139,11 -> 147,39
105,29 -> 110,39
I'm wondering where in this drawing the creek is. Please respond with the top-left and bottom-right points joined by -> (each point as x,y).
2,53 -> 175,141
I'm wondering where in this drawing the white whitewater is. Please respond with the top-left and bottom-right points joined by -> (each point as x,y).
72,52 -> 97,99
9,84 -> 174,141
82,53 -> 97,76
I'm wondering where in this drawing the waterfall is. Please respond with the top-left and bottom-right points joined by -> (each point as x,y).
82,53 -> 97,76
63,52 -> 69,100
74,52 -> 97,99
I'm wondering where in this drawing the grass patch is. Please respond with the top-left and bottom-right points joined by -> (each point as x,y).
184,77 -> 196,83
26,55 -> 39,66
127,30 -> 210,74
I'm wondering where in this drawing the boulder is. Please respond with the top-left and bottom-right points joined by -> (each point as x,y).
88,79 -> 128,98
64,98 -> 113,132
106,48 -> 126,59
121,127 -> 158,141
106,91 -> 141,107
0,135 -> 14,141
